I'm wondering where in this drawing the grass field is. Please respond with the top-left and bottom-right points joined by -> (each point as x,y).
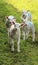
0,0 -> 38,65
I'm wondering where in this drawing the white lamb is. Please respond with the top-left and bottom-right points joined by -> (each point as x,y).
5,16 -> 21,52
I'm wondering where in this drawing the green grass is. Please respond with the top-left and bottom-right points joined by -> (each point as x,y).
0,0 -> 38,65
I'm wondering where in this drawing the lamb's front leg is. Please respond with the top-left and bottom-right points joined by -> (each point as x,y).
17,29 -> 20,52
22,31 -> 25,40
17,37 -> 20,52
8,30 -> 10,44
25,29 -> 29,39
10,38 -> 14,52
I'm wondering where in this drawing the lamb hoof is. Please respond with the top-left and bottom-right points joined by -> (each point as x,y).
18,50 -> 20,52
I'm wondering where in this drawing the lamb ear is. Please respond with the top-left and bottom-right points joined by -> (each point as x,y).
12,21 -> 15,24
5,16 -> 8,19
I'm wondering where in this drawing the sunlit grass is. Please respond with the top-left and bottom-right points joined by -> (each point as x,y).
5,0 -> 38,11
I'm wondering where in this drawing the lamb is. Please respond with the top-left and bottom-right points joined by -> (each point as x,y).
5,16 -> 21,52
21,10 -> 35,42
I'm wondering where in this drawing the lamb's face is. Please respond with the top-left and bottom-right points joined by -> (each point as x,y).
5,16 -> 16,28
22,10 -> 27,19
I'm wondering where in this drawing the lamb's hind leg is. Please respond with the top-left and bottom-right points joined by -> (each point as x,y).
32,25 -> 35,42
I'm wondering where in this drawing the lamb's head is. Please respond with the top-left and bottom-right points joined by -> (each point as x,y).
22,10 -> 27,19
5,16 -> 16,28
